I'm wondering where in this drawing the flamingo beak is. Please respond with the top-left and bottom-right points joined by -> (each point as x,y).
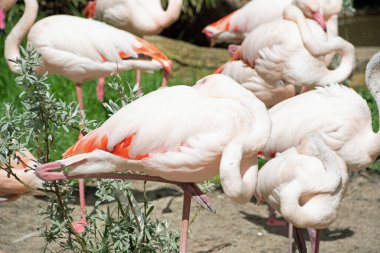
312,11 -> 327,32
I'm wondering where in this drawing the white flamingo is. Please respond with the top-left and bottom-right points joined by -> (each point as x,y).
202,0 -> 331,46
257,133 -> 348,253
239,5 -> 355,89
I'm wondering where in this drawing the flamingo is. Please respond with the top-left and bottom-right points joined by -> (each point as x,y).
239,5 -> 355,90
215,60 -> 298,107
83,0 -> 183,36
35,74 -> 271,251
0,150 -> 43,202
256,133 -> 348,253
258,52 -> 380,251
0,0 -> 16,32
202,0 -> 330,46
5,0 -> 172,109
262,51 -> 380,171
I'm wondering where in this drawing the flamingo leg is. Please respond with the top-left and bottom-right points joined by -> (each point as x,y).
96,77 -> 105,102
162,70 -> 169,87
308,229 -> 320,253
288,223 -> 293,253
71,179 -> 87,233
293,226 -> 307,253
75,83 -> 84,111
267,206 -> 287,226
179,192 -> 191,253
135,70 -> 142,94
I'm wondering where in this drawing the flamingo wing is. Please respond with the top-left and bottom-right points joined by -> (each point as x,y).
64,85 -> 252,168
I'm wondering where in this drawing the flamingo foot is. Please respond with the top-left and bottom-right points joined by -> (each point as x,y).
96,78 -> 105,102
267,217 -> 287,227
35,162 -> 67,181
71,218 -> 87,233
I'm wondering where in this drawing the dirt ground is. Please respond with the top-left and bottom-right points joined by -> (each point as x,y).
0,173 -> 379,253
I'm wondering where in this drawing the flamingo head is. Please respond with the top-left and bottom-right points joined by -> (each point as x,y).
294,0 -> 327,31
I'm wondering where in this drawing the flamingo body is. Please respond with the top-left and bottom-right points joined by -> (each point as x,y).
24,15 -> 171,82
240,6 -> 355,88
263,85 -> 377,171
37,75 -> 271,204
217,60 -> 297,107
257,135 -> 348,229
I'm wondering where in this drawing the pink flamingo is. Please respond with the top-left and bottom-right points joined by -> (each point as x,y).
202,0 -> 330,46
239,5 -> 354,89
202,0 -> 343,46
36,74 -> 272,252
5,0 -> 172,108
257,133 -> 348,253
260,52 -> 380,251
83,0 -> 183,36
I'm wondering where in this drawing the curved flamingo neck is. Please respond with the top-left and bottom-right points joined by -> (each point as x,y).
5,0 -> 38,73
284,5 -> 355,86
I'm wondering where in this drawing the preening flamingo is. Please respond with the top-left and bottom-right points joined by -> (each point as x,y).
239,5 -> 355,89
0,150 -> 42,202
202,0 -> 329,46
257,133 -> 348,253
0,0 -> 16,31
36,74 -> 271,252
36,74 -> 271,204
5,0 -> 172,109
84,0 -> 183,36
215,60 -> 297,107
262,51 -> 380,172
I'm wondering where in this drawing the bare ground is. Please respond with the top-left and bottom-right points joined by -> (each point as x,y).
0,173 -> 380,253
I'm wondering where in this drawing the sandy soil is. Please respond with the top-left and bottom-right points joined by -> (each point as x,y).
0,173 -> 379,253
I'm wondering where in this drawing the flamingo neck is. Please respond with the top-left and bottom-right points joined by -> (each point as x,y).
5,0 -> 38,73
281,134 -> 348,228
316,37 -> 355,85
284,6 -> 355,86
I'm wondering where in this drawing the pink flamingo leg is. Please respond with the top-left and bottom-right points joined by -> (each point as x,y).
267,206 -> 287,226
75,83 -> 84,111
135,70 -> 142,95
288,223 -> 293,253
293,226 -> 307,253
162,70 -> 169,87
180,192 -> 191,253
96,77 -> 105,102
308,228 -> 320,253
71,179 -> 87,233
